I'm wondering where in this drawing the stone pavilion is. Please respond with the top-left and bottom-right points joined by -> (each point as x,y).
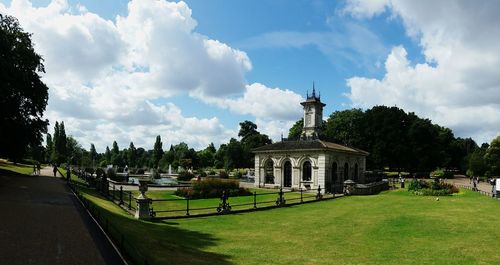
253,88 -> 369,193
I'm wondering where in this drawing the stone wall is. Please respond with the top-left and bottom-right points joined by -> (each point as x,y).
351,181 -> 389,195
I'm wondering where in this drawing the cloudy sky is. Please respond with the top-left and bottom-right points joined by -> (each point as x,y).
1,0 -> 499,151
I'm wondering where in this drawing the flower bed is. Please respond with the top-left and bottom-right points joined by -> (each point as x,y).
408,179 -> 459,196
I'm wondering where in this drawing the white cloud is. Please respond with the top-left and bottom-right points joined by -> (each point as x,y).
2,0 -> 293,151
341,0 -> 389,19
344,0 -> 500,144
201,83 -> 303,121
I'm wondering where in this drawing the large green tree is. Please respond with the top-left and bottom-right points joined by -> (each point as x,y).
89,143 -> 97,167
324,109 -> 364,147
288,118 -> 303,140
127,142 -> 137,168
152,135 -> 163,168
0,14 -> 49,161
485,136 -> 500,176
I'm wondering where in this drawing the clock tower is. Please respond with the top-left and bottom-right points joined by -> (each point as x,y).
300,83 -> 325,139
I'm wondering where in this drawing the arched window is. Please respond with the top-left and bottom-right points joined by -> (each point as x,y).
344,162 -> 349,180
283,161 -> 292,187
332,162 -> 338,182
303,161 -> 312,181
354,163 -> 359,181
264,160 -> 274,184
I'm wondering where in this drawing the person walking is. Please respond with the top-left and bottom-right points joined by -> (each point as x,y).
53,164 -> 58,177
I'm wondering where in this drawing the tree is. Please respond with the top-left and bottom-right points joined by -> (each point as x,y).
485,136 -> 500,176
111,141 -> 123,166
45,133 -> 53,163
324,109 -> 364,147
288,118 -> 303,140
127,142 -> 137,167
66,136 -> 82,165
225,138 -> 245,170
89,144 -> 97,167
52,121 -> 67,164
198,143 -> 216,168
0,14 -> 49,161
468,148 -> 487,177
214,144 -> 227,169
237,121 -> 272,168
152,135 -> 163,168
238,121 -> 258,142
104,146 -> 111,165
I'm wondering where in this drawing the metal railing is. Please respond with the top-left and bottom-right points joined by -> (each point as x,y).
67,181 -> 153,265
149,186 -> 340,219
455,184 -> 497,198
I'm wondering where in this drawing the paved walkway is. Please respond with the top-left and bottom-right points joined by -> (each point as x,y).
446,175 -> 496,194
0,167 -> 124,265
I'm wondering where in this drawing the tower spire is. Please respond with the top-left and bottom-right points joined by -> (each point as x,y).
312,81 -> 316,98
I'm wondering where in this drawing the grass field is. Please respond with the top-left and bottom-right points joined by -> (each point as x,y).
0,159 -> 36,175
74,183 -> 500,265
3,163 -> 499,264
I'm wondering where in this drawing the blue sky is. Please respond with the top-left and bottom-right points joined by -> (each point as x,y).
1,0 -> 499,151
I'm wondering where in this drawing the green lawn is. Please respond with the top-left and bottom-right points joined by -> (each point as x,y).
76,184 -> 500,265
0,159 -> 36,175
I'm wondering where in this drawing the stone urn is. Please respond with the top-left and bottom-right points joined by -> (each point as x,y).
343,179 -> 357,195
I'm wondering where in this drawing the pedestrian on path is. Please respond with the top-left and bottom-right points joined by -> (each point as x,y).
53,164 -> 58,177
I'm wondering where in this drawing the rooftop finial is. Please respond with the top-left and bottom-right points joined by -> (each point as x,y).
312,81 -> 316,98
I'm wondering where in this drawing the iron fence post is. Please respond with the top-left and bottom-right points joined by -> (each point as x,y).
128,192 -> 132,210
316,185 -> 322,200
119,186 -> 124,205
186,197 -> 190,216
300,188 -> 303,203
253,191 -> 257,209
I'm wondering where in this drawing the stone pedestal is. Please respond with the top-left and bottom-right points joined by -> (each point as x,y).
344,179 -> 356,195
135,180 -> 151,220
135,194 -> 152,220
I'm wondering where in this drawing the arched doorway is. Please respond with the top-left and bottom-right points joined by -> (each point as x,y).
354,163 -> 359,182
332,162 -> 341,193
302,161 -> 312,181
283,161 -> 292,187
344,162 -> 349,181
264,160 -> 274,184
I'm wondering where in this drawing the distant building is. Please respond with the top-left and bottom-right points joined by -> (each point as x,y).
253,86 -> 368,193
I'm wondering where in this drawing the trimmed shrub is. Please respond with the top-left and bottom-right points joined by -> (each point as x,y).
178,171 -> 195,181
408,179 -> 430,191
219,170 -> 229,179
208,170 -> 216,175
199,171 -> 207,178
107,167 -> 123,182
408,178 -> 458,196
175,178 -> 251,199
233,171 -> 243,179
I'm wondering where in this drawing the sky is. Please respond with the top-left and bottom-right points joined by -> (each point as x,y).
1,0 -> 499,152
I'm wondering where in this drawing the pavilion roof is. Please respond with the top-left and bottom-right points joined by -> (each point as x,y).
252,139 -> 369,156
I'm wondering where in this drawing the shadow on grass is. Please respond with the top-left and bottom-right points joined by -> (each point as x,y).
79,188 -> 233,265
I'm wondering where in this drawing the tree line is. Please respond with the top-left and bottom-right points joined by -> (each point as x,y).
33,120 -> 271,172
289,106 -> 500,176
